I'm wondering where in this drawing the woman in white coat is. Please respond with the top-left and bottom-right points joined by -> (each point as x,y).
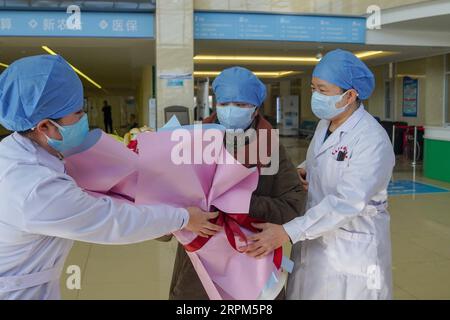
0,55 -> 220,300
244,49 -> 395,300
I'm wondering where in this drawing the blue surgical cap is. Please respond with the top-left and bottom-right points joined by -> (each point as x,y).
212,67 -> 266,107
312,49 -> 375,100
0,54 -> 83,131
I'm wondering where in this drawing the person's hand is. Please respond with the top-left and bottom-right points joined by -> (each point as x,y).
297,167 -> 308,191
241,223 -> 290,259
184,207 -> 222,238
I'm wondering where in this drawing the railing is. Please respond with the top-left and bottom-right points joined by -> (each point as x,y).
392,124 -> 424,167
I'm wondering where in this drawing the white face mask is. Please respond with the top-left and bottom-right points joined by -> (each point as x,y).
216,105 -> 256,130
311,90 -> 354,120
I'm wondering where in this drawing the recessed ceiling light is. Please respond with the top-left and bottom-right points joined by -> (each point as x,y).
42,46 -> 103,89
194,55 -> 318,62
193,51 -> 385,63
193,71 -> 301,78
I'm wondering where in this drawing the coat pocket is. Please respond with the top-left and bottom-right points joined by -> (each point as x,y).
323,228 -> 382,299
325,228 -> 378,277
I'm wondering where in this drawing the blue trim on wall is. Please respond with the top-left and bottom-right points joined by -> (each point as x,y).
0,11 -> 154,38
194,12 -> 366,44
0,10 -> 366,43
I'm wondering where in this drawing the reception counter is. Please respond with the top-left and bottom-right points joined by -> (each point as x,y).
424,126 -> 450,183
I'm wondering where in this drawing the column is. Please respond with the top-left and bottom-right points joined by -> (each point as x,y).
155,0 -> 194,128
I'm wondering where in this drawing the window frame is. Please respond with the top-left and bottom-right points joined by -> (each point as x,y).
384,79 -> 394,120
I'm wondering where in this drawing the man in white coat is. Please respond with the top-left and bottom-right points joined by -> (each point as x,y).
0,55 -> 221,300
243,49 -> 395,300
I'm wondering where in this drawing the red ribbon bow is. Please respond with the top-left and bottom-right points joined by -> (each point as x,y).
184,211 -> 282,269
127,140 -> 138,153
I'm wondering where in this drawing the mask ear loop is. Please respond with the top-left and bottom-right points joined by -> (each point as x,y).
46,120 -> 65,158
29,118 -> 61,132
341,89 -> 359,99
339,89 -> 359,108
31,120 -> 65,160
42,119 -> 64,141
48,119 -> 65,131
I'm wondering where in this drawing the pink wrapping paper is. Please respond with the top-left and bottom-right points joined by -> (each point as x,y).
65,127 -> 278,299
65,130 -> 138,200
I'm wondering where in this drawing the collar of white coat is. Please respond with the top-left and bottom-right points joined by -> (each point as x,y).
316,105 -> 366,157
330,104 -> 365,134
11,132 -> 65,173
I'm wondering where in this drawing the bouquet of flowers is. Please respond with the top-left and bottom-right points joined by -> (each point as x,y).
64,118 -> 291,299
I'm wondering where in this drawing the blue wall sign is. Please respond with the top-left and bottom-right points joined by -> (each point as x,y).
388,180 -> 449,196
194,12 -> 366,43
0,10 -> 364,42
0,11 -> 154,38
402,76 -> 419,117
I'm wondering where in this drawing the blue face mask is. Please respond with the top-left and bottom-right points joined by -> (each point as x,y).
216,105 -> 256,130
46,113 -> 89,153
311,90 -> 351,120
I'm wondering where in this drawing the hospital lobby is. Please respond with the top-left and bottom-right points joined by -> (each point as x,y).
0,0 -> 450,301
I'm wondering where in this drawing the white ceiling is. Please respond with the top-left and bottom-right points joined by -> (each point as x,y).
385,13 -> 450,31
194,0 -> 431,16
194,40 -> 450,75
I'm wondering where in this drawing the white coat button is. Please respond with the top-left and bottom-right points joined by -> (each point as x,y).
15,279 -> 23,287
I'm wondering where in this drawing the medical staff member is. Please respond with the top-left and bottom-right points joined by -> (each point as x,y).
244,49 -> 395,300
0,55 -> 220,300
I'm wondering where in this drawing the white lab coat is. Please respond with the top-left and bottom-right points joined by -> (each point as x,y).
0,132 -> 189,300
284,106 -> 395,300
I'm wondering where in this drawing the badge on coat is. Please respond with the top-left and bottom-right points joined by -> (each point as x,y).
332,146 -> 349,161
